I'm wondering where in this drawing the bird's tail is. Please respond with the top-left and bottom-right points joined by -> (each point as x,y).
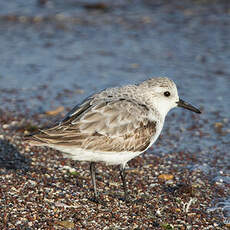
24,132 -> 49,147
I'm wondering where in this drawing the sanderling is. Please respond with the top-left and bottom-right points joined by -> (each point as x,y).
27,77 -> 201,202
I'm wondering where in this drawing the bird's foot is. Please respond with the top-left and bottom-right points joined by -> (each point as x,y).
90,195 -> 106,206
119,194 -> 131,205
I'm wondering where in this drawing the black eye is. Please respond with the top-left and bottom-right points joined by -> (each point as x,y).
164,91 -> 170,97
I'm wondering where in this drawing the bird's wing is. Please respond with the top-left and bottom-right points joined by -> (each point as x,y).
30,99 -> 157,152
60,96 -> 93,124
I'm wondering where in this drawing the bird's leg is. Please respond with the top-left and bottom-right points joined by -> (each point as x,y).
120,164 -> 128,202
90,162 -> 98,202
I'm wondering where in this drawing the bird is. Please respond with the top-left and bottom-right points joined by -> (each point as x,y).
27,77 -> 201,202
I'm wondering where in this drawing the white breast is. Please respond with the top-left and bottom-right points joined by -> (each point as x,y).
52,145 -> 142,167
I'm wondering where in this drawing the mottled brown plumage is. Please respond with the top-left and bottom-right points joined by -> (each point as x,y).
30,99 -> 156,152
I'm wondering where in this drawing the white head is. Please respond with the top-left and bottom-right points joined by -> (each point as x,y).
139,77 -> 201,118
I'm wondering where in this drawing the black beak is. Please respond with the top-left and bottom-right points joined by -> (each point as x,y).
177,99 -> 201,114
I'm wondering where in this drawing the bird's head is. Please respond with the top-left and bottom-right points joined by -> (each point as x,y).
139,77 -> 201,117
